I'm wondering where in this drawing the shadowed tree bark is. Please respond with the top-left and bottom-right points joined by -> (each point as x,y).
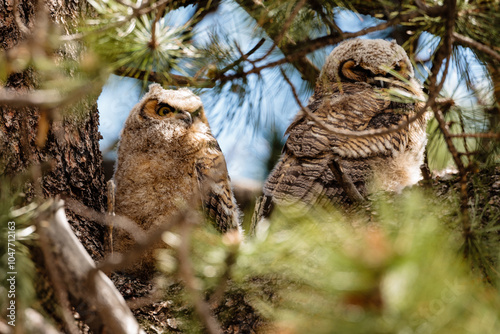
1,0 -> 107,331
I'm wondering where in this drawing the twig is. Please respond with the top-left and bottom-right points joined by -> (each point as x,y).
283,9 -> 424,58
452,32 -> 500,62
126,286 -> 164,310
95,207 -> 188,274
114,67 -> 215,88
256,0 -> 308,63
218,38 -> 266,74
420,151 -> 432,185
218,10 -> 427,85
328,159 -> 365,203
107,180 -> 116,253
237,0 -> 320,84
432,0 -> 472,243
280,68 -> 365,203
208,231 -> 241,306
414,0 -> 447,17
64,197 -> 147,243
448,132 -> 500,139
149,1 -> 167,50
177,218 -> 222,334
0,84 -> 94,109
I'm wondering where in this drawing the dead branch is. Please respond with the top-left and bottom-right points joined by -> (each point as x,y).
37,209 -> 80,334
23,308 -> 62,334
64,197 -> 147,244
0,84 -> 94,109
37,199 -> 145,334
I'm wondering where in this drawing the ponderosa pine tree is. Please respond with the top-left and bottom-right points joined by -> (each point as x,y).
1,0 -> 500,333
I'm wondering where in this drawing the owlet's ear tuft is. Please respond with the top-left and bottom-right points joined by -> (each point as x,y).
147,83 -> 163,94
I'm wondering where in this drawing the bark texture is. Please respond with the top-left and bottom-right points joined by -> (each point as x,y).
1,0 -> 107,331
0,0 -> 106,258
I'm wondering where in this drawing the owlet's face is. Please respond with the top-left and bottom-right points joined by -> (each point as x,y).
319,39 -> 417,91
134,84 -> 209,128
141,96 -> 204,126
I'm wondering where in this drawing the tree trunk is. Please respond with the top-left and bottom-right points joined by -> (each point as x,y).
1,0 -> 108,331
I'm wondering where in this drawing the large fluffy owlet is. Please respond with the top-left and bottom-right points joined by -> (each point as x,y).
253,39 -> 428,230
113,84 -> 241,274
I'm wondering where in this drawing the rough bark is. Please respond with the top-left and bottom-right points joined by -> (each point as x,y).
1,0 -> 106,252
1,0 -> 107,331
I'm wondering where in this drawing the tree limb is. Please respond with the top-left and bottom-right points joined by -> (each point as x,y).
114,67 -> 215,88
452,32 -> 500,62
37,199 -> 145,334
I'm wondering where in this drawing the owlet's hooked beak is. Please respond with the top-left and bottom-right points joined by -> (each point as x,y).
175,111 -> 192,125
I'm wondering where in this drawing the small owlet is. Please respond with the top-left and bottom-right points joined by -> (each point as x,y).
253,39 -> 429,229
113,84 -> 241,274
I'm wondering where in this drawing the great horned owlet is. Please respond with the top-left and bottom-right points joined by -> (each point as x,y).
113,84 -> 241,274
253,39 -> 428,230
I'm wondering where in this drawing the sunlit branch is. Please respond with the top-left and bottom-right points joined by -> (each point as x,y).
114,67 -> 215,88
452,32 -> 500,63
177,220 -> 223,334
448,132 -> 500,139
0,84 -> 94,109
218,38 -> 266,75
280,67 -> 365,203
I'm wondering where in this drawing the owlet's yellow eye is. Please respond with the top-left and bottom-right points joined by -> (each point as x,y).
156,105 -> 175,116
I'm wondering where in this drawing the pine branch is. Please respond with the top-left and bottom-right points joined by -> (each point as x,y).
429,0 -> 472,244
452,32 -> 500,62
449,132 -> 500,139
280,67 -> 365,203
114,67 -> 215,88
235,0 -> 320,85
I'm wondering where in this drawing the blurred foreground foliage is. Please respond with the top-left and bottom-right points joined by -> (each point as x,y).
157,185 -> 500,333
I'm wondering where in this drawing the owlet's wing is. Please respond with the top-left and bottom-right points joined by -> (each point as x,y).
195,137 -> 241,234
256,85 -> 411,220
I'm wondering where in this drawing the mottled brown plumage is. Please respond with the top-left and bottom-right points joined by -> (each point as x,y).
113,84 -> 241,275
252,39 -> 429,231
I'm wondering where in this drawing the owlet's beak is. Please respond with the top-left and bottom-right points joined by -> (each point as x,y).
175,111 -> 193,125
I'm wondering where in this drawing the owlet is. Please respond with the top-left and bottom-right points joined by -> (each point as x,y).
253,38 -> 429,230
113,84 -> 241,274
